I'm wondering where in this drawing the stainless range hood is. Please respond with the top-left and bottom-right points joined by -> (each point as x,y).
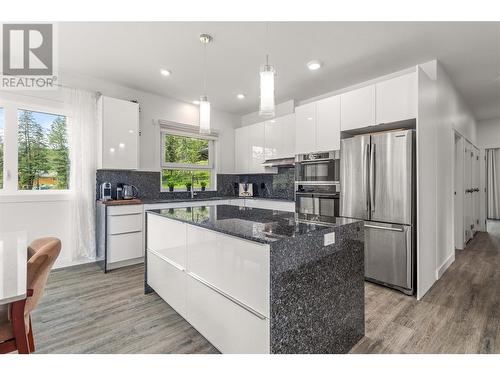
262,157 -> 295,168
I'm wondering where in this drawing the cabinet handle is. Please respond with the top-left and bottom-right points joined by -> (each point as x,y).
148,249 -> 185,271
187,272 -> 267,320
364,224 -> 404,232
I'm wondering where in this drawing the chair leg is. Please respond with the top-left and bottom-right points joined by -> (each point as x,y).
27,316 -> 35,353
10,299 -> 30,354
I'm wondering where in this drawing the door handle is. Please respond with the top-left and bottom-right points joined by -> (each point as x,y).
364,143 -> 370,212
364,224 -> 404,232
370,143 -> 375,212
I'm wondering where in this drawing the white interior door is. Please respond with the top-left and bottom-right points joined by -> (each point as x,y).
464,142 -> 473,243
473,147 -> 481,234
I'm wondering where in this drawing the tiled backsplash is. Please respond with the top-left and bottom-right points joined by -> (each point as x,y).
217,167 -> 295,200
96,167 -> 295,201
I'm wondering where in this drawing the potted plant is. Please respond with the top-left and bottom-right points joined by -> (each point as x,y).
185,182 -> 192,191
167,182 -> 175,192
200,181 -> 207,191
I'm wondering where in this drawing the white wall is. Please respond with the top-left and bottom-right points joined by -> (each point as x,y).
434,62 -> 477,280
0,73 -> 238,268
416,60 -> 478,299
477,117 -> 500,231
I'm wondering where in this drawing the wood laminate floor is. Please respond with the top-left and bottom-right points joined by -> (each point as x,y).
32,224 -> 500,354
351,223 -> 500,354
31,263 -> 218,354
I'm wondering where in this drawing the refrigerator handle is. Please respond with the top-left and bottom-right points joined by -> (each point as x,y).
370,143 -> 375,212
364,143 -> 370,213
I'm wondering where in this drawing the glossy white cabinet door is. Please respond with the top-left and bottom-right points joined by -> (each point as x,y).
187,225 -> 270,317
146,213 -> 187,268
234,126 -> 249,173
376,72 -> 417,124
295,102 -> 316,154
264,118 -> 281,160
247,122 -> 266,173
340,85 -> 376,131
316,95 -> 341,151
108,231 -> 143,263
186,276 -> 270,354
107,213 -> 142,235
281,113 -> 296,158
99,96 -> 139,170
147,251 -> 187,317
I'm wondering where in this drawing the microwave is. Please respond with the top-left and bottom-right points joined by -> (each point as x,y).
295,150 -> 340,184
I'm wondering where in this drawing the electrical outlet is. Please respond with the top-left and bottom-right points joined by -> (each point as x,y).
324,232 -> 335,246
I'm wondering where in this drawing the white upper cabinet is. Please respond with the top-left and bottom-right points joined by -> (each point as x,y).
340,85 -> 376,131
235,126 -> 249,173
316,95 -> 341,151
247,122 -> 266,173
264,113 -> 296,160
295,101 -> 317,154
376,72 -> 417,124
98,96 -> 139,170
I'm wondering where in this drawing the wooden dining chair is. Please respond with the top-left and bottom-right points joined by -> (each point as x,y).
0,237 -> 61,354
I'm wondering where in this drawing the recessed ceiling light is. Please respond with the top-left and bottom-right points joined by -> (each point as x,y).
270,120 -> 276,123
160,69 -> 171,77
307,60 -> 322,71
193,100 -> 200,105
307,117 -> 313,121
237,93 -> 246,100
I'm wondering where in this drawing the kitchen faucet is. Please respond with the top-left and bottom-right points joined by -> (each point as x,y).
191,174 -> 198,199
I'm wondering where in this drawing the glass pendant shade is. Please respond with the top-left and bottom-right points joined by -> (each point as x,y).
259,64 -> 275,117
199,95 -> 211,134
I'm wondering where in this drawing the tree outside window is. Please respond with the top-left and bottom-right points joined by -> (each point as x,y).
17,109 -> 70,190
161,133 -> 213,190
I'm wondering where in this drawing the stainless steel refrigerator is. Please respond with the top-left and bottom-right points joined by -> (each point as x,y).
340,129 -> 415,295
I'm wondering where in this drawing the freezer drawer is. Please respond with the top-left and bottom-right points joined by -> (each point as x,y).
364,221 -> 412,292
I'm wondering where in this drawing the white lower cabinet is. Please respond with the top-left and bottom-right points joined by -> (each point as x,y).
147,250 -> 186,317
146,212 -> 271,353
243,199 -> 295,212
186,276 -> 270,354
187,225 -> 270,317
108,231 -> 142,263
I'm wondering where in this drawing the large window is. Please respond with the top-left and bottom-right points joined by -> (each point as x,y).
161,132 -> 214,191
0,101 -> 70,193
17,109 -> 69,190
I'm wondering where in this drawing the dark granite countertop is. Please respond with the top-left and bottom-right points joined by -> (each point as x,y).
142,196 -> 295,205
146,205 -> 360,244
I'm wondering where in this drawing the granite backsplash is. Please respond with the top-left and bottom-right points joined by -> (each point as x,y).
96,167 -> 295,201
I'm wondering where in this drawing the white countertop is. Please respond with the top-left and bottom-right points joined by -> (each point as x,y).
0,231 -> 27,305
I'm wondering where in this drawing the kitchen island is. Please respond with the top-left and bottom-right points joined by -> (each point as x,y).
144,204 -> 364,354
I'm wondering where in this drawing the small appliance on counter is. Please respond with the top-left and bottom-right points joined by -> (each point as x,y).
122,184 -> 139,200
238,182 -> 254,197
116,183 -> 124,200
100,182 -> 112,201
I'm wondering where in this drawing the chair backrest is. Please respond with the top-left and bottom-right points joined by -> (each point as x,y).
24,237 -> 61,316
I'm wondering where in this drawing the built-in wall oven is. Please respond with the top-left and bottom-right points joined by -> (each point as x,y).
295,150 -> 340,184
295,151 -> 341,224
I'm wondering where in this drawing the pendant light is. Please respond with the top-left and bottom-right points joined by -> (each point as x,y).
259,23 -> 275,117
199,34 -> 212,134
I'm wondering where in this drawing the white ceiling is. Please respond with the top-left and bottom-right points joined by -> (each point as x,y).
58,22 -> 500,120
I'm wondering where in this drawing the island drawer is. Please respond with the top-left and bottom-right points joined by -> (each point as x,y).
147,213 -> 187,268
187,225 -> 270,317
107,213 -> 142,234
186,275 -> 269,354
147,250 -> 186,317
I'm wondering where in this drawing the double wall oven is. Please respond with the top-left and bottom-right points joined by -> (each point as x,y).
295,151 -> 340,223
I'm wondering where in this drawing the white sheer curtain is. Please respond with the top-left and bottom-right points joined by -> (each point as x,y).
68,88 -> 98,261
487,148 -> 500,220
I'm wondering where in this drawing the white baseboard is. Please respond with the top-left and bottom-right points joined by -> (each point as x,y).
437,252 -> 455,279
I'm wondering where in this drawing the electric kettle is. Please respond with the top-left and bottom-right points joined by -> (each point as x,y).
122,184 -> 139,200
